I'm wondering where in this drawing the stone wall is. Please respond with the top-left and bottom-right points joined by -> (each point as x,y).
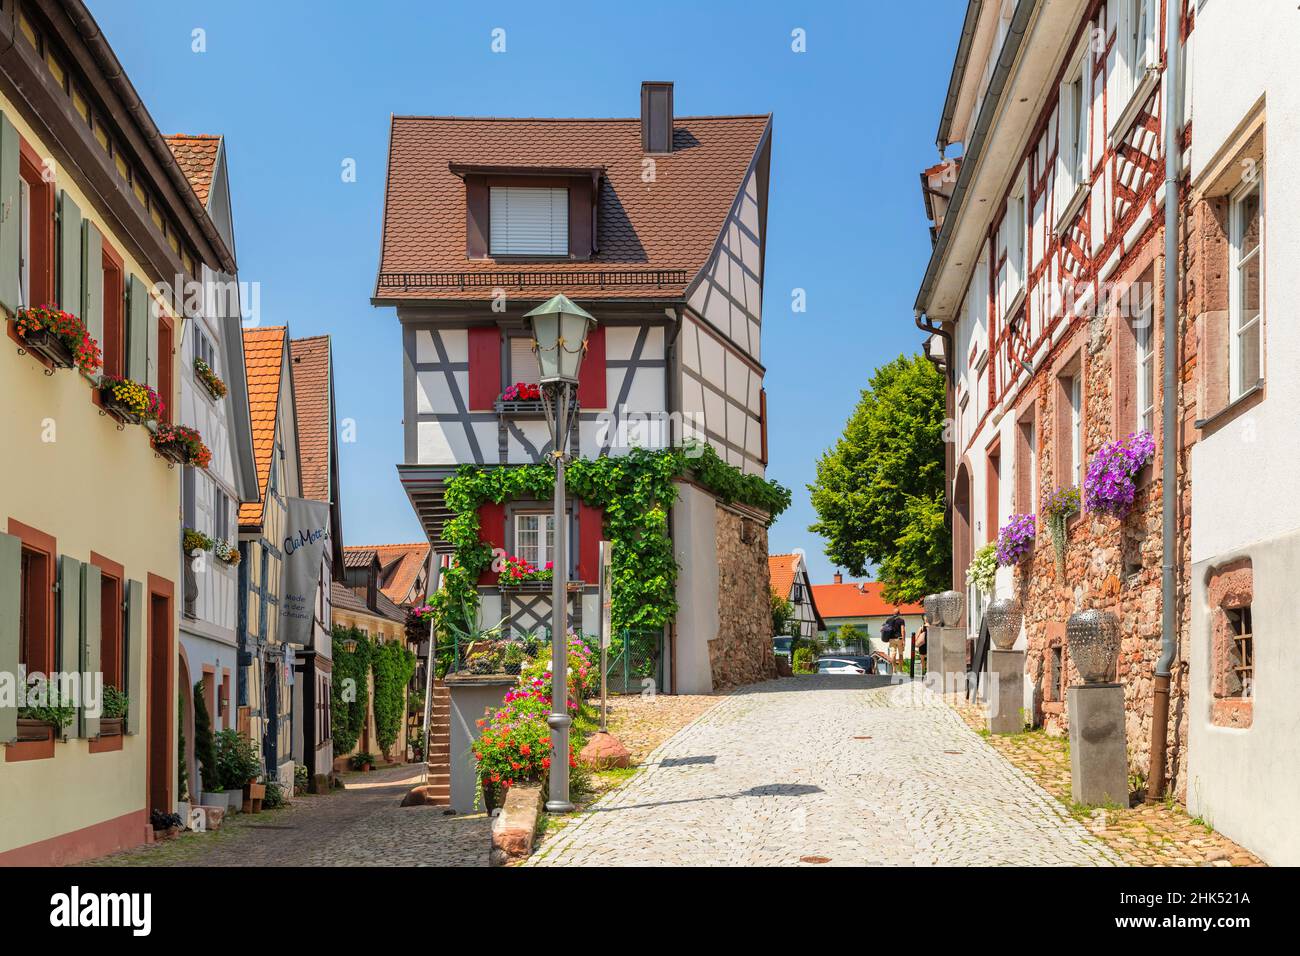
1017,218 -> 1191,799
708,507 -> 776,690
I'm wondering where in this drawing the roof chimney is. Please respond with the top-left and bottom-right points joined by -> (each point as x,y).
834,571 -> 843,585
641,81 -> 674,154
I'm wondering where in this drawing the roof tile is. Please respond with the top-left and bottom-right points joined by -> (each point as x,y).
810,582 -> 924,620
164,134 -> 220,207
239,326 -> 287,527
289,335 -> 332,503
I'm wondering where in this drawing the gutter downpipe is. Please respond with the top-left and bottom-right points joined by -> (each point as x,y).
1147,2 -> 1182,804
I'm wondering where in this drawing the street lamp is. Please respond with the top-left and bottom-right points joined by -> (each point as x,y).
524,293 -> 596,814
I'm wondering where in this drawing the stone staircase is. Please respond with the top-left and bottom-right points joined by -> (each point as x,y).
423,680 -> 451,806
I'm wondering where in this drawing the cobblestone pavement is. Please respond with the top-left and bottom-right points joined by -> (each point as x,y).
951,701 -> 1264,866
85,764 -> 489,867
531,676 -> 1120,866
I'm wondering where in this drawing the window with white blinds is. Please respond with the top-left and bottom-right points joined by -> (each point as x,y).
489,187 -> 569,256
510,335 -> 541,384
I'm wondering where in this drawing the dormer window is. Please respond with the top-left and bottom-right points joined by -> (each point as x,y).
489,186 -> 569,256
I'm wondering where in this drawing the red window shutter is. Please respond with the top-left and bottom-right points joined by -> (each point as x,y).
577,323 -> 606,409
467,327 -> 501,410
577,503 -> 604,584
477,502 -> 505,585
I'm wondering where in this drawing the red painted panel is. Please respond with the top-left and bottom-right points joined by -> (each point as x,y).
467,327 -> 501,410
577,323 -> 606,409
477,502 -> 505,585
577,503 -> 604,584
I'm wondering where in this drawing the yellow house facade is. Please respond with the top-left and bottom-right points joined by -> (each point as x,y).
0,1 -> 236,864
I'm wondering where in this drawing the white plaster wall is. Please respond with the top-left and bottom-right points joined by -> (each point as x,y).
1183,0 -> 1300,868
671,482 -> 719,694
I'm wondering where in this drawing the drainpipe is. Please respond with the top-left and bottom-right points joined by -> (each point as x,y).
1147,3 -> 1183,804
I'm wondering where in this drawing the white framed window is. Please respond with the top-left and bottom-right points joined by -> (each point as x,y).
1057,45 -> 1090,221
1114,0 -> 1158,122
514,513 -> 556,568
1135,288 -> 1156,433
1229,176 -> 1263,399
18,178 -> 30,308
1006,173 -> 1027,299
489,187 -> 568,257
1069,374 -> 1083,486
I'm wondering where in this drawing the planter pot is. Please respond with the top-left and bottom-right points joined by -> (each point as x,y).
1066,609 -> 1121,684
937,590 -> 965,628
153,442 -> 189,466
222,789 -> 242,813
98,717 -> 124,737
199,792 -> 222,809
16,718 -> 56,743
922,594 -> 940,625
100,391 -> 146,425
482,780 -> 505,813
985,598 -> 1024,650
177,801 -> 191,826
18,327 -> 75,369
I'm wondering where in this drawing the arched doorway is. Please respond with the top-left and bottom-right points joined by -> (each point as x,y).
953,461 -> 973,625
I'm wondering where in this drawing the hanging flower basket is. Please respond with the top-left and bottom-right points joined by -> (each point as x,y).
153,424 -> 212,468
100,375 -> 164,425
995,513 -> 1037,567
966,542 -> 997,596
213,539 -> 241,566
1042,486 -> 1080,578
10,305 -> 102,375
1084,430 -> 1155,519
193,357 -> 228,400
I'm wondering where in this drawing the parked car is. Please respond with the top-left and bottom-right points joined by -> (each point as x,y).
815,656 -> 872,675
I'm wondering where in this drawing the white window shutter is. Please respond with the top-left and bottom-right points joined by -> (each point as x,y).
489,187 -> 569,256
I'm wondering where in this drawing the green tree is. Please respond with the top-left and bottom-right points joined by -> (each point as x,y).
770,590 -> 794,638
809,353 -> 949,603
331,627 -> 372,756
192,680 -> 219,795
837,623 -> 863,649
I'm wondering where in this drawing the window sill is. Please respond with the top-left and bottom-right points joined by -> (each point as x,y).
1054,181 -> 1090,236
1108,67 -> 1161,149
1195,379 -> 1265,432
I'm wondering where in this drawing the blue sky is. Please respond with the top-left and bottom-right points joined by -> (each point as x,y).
92,0 -> 963,586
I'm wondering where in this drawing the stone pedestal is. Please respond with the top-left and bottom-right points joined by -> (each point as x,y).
446,674 -> 516,814
1067,683 -> 1130,807
986,649 -> 1025,734
932,626 -> 967,694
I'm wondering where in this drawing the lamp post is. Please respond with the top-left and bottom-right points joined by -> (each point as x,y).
524,293 -> 596,814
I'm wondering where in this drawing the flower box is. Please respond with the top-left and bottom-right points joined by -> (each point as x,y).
10,306 -> 102,375
98,717 -> 124,738
494,398 -> 549,417
194,358 -> 228,401
152,424 -> 213,469
16,717 -> 56,743
17,327 -> 76,369
99,376 -> 163,425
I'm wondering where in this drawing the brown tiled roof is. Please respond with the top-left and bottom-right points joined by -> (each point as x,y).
239,327 -> 287,527
164,134 -> 220,207
289,336 -> 332,503
346,543 -> 430,606
343,548 -> 377,570
330,581 -> 408,626
377,114 -> 769,301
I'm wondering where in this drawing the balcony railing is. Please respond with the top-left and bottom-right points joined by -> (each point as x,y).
377,268 -> 690,292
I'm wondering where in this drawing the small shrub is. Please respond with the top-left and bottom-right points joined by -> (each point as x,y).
262,780 -> 288,809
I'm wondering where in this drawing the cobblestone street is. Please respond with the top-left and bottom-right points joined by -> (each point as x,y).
86,765 -> 489,867
531,676 -> 1119,867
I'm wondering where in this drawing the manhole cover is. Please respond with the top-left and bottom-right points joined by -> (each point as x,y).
800,855 -> 831,864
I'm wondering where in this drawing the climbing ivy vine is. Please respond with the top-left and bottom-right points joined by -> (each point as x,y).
426,443 -> 791,640
371,640 -> 416,760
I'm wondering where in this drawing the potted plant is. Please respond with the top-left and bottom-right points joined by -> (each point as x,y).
183,528 -> 214,555
350,751 -> 375,772
100,685 -> 128,736
17,692 -> 75,742
1042,486 -> 1081,578
152,423 -> 213,468
10,304 -> 101,375
966,541 -> 997,598
215,729 -> 262,813
99,375 -> 163,425
193,357 -> 228,400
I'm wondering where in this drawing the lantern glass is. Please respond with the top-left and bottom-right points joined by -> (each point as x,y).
525,294 -> 596,385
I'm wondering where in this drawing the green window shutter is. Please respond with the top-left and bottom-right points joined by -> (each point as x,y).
58,556 -> 82,738
81,220 -> 103,357
126,274 -> 148,382
125,579 -> 143,735
58,190 -> 82,315
0,533 -> 19,744
80,562 -> 102,739
0,112 -> 20,314
146,296 -> 160,391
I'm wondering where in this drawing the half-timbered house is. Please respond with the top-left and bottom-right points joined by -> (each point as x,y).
374,82 -> 774,693
915,0 -> 1191,789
